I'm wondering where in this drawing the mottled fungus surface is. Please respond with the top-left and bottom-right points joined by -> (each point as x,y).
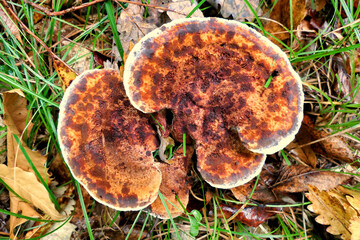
58,69 -> 163,211
123,17 -> 304,188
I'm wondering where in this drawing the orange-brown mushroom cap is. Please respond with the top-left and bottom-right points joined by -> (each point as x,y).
58,69 -> 162,211
123,17 -> 304,188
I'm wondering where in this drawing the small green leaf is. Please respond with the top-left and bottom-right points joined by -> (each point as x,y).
189,216 -> 200,237
191,209 -> 202,222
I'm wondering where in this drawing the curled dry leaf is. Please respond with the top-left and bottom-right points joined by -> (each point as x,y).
272,165 -> 351,193
167,0 -> 204,20
286,122 -> 317,168
0,165 -> 64,220
306,185 -> 360,240
302,115 -> 358,163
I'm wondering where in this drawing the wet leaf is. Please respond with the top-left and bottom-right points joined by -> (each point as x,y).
54,59 -> 76,89
92,51 -> 111,67
264,0 -> 306,41
216,203 -> 280,227
0,165 -> 64,220
167,0 -> 204,20
272,165 -> 350,193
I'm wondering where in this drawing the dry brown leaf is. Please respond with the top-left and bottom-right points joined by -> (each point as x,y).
0,165 -> 64,220
207,0 -> 262,21
264,0 -> 306,42
54,59 -> 76,89
332,54 -> 360,104
3,89 -> 33,135
9,196 -> 40,239
2,89 -> 59,237
306,185 -> 352,239
231,164 -> 278,203
116,4 -> 163,61
3,90 -> 48,180
272,165 -> 350,193
286,124 -> 317,168
302,116 -> 358,163
167,0 -> 204,20
0,4 -> 22,43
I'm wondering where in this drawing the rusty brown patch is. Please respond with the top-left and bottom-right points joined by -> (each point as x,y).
124,18 -> 303,188
58,69 -> 162,210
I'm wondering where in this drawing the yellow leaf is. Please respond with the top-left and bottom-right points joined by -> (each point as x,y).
306,185 -> 352,239
350,217 -> 360,240
0,165 -> 64,220
54,59 -> 76,89
338,186 -> 360,214
3,90 -> 49,180
9,194 -> 40,239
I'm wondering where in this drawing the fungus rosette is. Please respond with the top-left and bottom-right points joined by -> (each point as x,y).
59,69 -> 178,212
124,17 -> 304,188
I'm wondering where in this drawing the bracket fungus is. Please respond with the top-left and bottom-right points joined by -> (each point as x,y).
124,17 -> 304,188
58,69 -> 191,217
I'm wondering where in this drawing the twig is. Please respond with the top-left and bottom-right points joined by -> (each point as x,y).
24,0 -> 105,16
1,0 -> 74,71
294,123 -> 360,149
25,0 -> 186,17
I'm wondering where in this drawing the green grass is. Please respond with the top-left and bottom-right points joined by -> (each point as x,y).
0,0 -> 359,239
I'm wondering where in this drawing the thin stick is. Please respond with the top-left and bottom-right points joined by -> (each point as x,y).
25,0 -> 186,17
24,0 -> 105,16
294,124 -> 360,149
1,0 -> 74,71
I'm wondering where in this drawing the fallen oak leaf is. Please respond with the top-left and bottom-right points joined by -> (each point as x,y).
0,165 -> 64,221
167,0 -> 203,20
349,217 -> 360,240
272,165 -> 351,193
306,185 -> 353,239
337,186 -> 360,213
